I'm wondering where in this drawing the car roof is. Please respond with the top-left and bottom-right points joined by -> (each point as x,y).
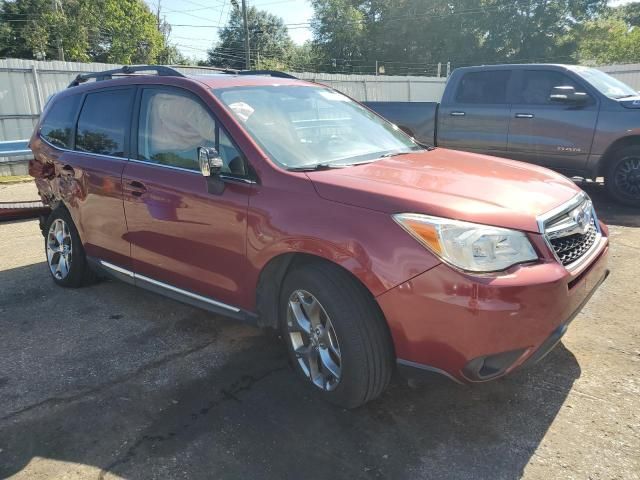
452,63 -> 574,73
188,74 -> 317,89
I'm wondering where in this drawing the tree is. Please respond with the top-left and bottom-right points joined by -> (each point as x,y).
0,0 -> 165,63
575,3 -> 640,64
206,5 -> 294,70
309,0 -> 609,75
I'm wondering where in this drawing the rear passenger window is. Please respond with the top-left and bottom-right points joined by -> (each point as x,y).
455,71 -> 511,104
76,89 -> 132,157
40,94 -> 81,149
137,88 -> 247,175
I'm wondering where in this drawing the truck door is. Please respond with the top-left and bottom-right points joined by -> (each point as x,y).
437,69 -> 513,157
507,69 -> 598,175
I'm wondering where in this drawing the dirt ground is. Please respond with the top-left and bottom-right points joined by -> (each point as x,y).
0,181 -> 638,480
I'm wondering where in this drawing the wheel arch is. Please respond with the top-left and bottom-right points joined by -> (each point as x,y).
598,135 -> 640,177
254,252 -> 389,335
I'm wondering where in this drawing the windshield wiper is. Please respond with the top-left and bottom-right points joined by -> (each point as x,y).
287,163 -> 346,172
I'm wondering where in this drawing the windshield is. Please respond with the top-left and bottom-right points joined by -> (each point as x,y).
212,85 -> 422,169
572,67 -> 638,99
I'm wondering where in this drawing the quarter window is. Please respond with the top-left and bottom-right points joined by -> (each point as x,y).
40,94 -> 81,149
76,89 -> 132,157
455,71 -> 511,104
137,89 -> 246,175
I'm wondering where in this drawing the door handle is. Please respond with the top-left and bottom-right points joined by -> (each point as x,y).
128,180 -> 147,197
515,113 -> 535,119
450,111 -> 466,117
60,165 -> 75,177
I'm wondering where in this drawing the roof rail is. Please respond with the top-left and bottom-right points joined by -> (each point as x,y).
237,70 -> 298,79
67,65 -> 185,88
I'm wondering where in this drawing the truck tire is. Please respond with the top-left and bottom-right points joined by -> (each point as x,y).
44,208 -> 98,287
280,262 -> 394,408
605,145 -> 640,206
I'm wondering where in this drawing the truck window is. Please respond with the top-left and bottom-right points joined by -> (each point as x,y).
40,94 -> 81,149
519,71 -> 582,105
75,90 -> 132,157
455,71 -> 510,104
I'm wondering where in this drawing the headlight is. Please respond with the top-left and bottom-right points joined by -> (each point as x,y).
393,213 -> 538,273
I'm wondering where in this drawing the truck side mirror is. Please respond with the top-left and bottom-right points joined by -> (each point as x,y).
198,146 -> 223,177
549,86 -> 589,105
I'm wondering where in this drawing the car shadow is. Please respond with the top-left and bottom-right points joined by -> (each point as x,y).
579,181 -> 640,227
0,262 -> 581,480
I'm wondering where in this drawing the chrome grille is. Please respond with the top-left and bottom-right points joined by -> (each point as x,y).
548,219 -> 598,266
539,193 -> 601,269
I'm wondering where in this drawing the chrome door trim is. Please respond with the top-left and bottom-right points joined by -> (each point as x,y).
99,260 -> 240,313
127,158 -> 257,184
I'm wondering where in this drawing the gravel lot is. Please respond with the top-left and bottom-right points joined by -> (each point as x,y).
0,181 -> 638,480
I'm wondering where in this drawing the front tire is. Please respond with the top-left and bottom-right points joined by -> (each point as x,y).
44,208 -> 98,287
605,145 -> 640,206
280,262 -> 394,408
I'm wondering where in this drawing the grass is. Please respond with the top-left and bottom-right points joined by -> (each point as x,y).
0,175 -> 33,184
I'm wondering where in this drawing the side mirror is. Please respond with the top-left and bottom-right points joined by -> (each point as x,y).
198,146 -> 223,177
549,86 -> 589,105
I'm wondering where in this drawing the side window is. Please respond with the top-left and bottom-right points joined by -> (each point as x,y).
76,90 -> 131,157
520,71 -> 582,105
455,71 -> 511,104
138,88 -> 247,175
40,94 -> 81,149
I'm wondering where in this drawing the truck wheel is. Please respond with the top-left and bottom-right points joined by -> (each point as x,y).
280,262 -> 394,409
605,145 -> 640,206
44,208 -> 98,287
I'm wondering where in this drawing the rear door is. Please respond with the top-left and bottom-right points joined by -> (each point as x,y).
40,87 -> 134,269
507,69 -> 599,174
437,69 -> 514,156
122,86 -> 253,310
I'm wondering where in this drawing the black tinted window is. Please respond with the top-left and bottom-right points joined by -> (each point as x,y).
520,71 -> 582,105
456,71 -> 511,104
76,90 -> 132,157
40,94 -> 81,148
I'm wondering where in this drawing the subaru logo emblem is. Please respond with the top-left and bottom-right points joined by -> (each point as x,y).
572,206 -> 591,233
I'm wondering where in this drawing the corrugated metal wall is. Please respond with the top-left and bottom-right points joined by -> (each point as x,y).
0,59 -> 447,143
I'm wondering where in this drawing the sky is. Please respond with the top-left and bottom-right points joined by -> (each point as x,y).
145,0 -> 314,61
148,0 -> 636,62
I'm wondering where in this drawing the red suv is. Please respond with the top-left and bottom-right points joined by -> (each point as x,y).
30,66 -> 609,408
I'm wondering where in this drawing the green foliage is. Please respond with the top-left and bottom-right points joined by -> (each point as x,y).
207,5 -> 294,70
0,0 -> 166,63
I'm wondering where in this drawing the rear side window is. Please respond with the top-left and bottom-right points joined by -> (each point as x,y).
40,94 -> 81,149
455,71 -> 511,104
76,89 -> 132,157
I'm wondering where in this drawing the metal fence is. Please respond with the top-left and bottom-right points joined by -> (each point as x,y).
1,58 -> 639,173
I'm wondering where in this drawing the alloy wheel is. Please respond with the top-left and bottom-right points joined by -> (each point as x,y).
614,156 -> 640,198
46,218 -> 73,280
286,289 -> 342,391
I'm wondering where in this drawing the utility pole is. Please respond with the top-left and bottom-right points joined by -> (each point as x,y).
241,0 -> 250,70
52,0 -> 64,61
156,0 -> 161,32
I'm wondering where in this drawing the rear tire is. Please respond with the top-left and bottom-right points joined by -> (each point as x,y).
44,208 -> 98,288
605,145 -> 640,206
280,262 -> 394,408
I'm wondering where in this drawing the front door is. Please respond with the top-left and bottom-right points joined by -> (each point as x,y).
122,86 -> 253,309
507,69 -> 599,174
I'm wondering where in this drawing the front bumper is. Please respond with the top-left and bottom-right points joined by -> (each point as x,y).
378,236 -> 609,383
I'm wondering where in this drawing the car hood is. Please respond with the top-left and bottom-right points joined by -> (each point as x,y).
307,149 -> 581,233
618,96 -> 640,109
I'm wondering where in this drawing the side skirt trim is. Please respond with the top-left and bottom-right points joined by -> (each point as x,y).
97,260 -> 256,323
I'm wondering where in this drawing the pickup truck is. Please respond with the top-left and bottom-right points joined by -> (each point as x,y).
366,64 -> 640,206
